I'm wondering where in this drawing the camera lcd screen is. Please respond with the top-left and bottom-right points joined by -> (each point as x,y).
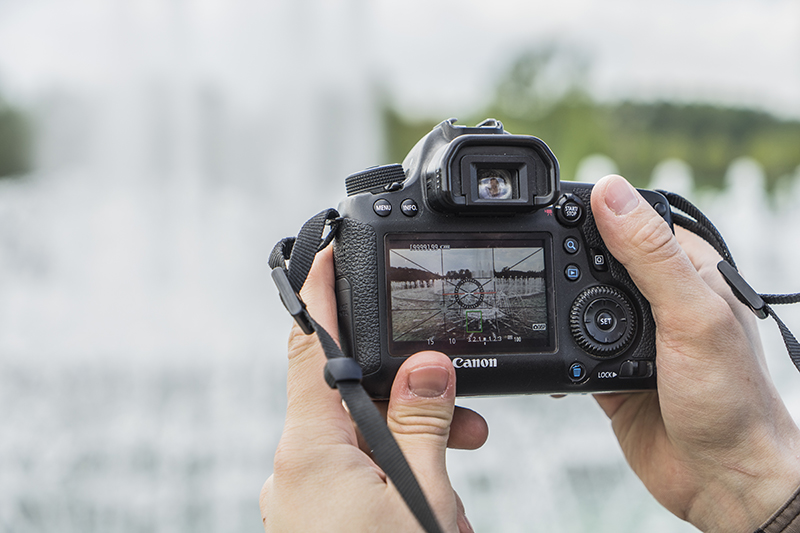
385,233 -> 554,356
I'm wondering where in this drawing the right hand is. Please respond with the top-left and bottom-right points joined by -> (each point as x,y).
591,175 -> 800,533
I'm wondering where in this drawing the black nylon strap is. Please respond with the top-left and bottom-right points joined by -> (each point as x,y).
337,379 -> 445,533
268,237 -> 294,271
658,190 -> 737,268
270,210 -> 445,533
271,209 -> 339,293
763,293 -> 800,306
767,306 -> 800,373
309,316 -> 444,533
662,192 -> 800,374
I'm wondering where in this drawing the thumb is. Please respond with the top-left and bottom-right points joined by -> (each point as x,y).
590,175 -> 716,317
386,351 -> 457,517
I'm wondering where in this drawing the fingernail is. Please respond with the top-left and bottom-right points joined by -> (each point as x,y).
408,366 -> 449,398
604,176 -> 640,216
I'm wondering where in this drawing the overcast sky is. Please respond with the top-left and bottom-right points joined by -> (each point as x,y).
0,0 -> 797,118
370,0 -> 800,117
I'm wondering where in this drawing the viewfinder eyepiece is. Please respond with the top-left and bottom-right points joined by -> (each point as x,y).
477,168 -> 515,200
422,121 -> 559,215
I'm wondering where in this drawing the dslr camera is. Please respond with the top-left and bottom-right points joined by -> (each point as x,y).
333,118 -> 672,398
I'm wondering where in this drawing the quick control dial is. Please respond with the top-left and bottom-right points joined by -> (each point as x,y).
570,285 -> 636,357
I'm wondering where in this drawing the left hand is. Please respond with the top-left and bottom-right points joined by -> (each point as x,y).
260,247 -> 489,532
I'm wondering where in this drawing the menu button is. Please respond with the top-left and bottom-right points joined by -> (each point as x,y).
373,199 -> 392,217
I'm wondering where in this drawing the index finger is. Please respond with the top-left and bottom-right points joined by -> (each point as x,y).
281,246 -> 355,445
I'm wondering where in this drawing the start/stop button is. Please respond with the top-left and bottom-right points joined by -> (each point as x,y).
555,194 -> 585,226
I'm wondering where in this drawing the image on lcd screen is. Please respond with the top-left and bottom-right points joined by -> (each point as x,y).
387,234 -> 552,354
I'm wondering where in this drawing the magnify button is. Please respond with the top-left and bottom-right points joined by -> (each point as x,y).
564,237 -> 580,255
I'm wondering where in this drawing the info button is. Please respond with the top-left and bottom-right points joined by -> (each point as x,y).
400,199 -> 419,217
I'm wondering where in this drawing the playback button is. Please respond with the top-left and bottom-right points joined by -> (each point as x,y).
565,264 -> 581,281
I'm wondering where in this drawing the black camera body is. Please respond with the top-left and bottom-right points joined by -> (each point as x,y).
333,119 -> 672,398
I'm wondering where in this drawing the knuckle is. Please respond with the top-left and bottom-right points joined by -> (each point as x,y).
689,301 -> 730,339
271,440 -> 309,480
658,291 -> 739,351
701,299 -> 742,347
389,407 -> 452,439
286,325 -> 320,362
629,216 -> 680,266
271,435 -> 332,482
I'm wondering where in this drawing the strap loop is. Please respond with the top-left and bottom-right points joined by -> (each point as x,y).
270,267 -> 314,334
663,192 -> 800,374
717,261 -> 768,319
324,357 -> 363,389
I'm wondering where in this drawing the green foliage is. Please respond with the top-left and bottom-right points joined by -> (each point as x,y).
0,100 -> 31,178
384,51 -> 800,191
383,108 -> 441,167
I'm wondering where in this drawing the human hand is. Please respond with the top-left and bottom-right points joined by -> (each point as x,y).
591,175 -> 800,533
260,247 -> 488,533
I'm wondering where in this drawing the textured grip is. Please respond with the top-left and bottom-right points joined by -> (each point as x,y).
572,187 -> 657,361
333,219 -> 382,374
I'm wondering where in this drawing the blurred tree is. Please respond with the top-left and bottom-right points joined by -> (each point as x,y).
385,50 -> 800,191
0,97 -> 31,178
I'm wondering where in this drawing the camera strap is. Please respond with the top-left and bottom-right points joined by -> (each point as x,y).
269,194 -> 800,533
657,190 -> 800,371
269,208 -> 445,533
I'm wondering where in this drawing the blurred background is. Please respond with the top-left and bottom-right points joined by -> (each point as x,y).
1,0 -> 799,531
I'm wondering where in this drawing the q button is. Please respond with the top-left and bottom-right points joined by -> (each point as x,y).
400,199 -> 419,217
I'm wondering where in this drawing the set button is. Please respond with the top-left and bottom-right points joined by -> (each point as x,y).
584,298 -> 628,344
